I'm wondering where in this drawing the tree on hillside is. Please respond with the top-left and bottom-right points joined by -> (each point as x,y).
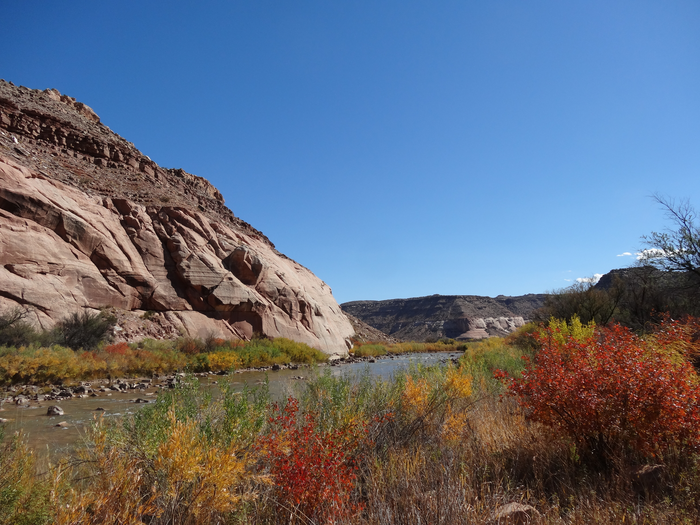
641,195 -> 700,280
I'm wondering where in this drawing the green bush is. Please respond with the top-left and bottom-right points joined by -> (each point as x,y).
53,311 -> 116,351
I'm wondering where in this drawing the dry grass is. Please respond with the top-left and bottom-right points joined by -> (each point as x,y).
348,392 -> 700,524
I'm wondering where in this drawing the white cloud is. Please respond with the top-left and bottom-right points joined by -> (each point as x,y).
616,252 -> 632,257
636,249 -> 669,261
576,273 -> 603,284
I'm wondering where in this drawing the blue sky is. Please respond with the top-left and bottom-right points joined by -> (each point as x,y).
3,1 -> 699,304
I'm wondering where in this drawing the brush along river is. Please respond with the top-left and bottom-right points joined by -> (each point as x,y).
0,352 -> 461,452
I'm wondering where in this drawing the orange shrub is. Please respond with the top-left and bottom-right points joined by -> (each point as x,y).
496,319 -> 700,456
104,342 -> 130,355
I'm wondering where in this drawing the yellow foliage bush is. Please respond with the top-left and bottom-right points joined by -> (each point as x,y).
402,375 -> 431,415
0,431 -> 49,524
442,405 -> 470,442
54,411 -> 260,525
207,351 -> 242,372
548,314 -> 596,345
53,420 -> 160,525
153,410 -> 253,518
445,365 -> 473,399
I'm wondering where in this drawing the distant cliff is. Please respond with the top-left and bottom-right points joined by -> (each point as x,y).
341,294 -> 546,341
0,80 -> 354,354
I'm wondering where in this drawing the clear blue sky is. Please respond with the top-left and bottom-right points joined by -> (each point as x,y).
3,1 -> 699,304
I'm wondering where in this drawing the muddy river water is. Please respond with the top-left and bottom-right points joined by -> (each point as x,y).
1,352 -> 459,454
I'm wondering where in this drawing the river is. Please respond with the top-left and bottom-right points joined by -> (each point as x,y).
0,352 -> 460,453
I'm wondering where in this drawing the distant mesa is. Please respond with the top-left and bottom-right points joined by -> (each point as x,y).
342,293 -> 547,341
0,80 -> 354,355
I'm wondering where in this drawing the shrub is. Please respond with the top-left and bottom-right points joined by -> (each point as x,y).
53,379 -> 271,524
257,397 -> 366,522
459,337 -> 527,393
503,322 -> 542,352
207,351 -> 241,372
104,342 -> 130,355
0,345 -> 107,384
54,410 -> 256,525
546,314 -> 596,344
496,319 -> 700,457
269,337 -> 326,364
53,311 -> 116,351
175,337 -> 205,355
535,280 -> 620,326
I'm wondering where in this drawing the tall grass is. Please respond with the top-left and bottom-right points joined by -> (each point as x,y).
0,429 -> 51,525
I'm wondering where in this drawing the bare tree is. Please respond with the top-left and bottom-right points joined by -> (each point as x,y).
641,195 -> 700,280
0,306 -> 31,331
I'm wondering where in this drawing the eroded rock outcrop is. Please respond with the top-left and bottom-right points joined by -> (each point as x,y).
0,80 -> 353,354
342,294 -> 546,341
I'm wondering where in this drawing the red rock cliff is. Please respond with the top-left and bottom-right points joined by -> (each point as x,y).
0,80 -> 353,355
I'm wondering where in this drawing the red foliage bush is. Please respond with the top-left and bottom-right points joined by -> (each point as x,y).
257,397 -> 366,522
103,342 -> 129,355
495,318 -> 700,456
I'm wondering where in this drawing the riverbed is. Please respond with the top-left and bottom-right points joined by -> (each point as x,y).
0,352 -> 461,453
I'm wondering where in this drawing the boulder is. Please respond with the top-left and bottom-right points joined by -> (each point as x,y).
489,503 -> 540,524
47,406 -> 64,416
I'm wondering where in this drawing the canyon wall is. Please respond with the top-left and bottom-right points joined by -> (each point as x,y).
0,80 -> 354,355
342,294 -> 546,341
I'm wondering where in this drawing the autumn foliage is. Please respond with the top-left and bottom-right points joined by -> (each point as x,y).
496,317 -> 700,456
257,397 -> 367,523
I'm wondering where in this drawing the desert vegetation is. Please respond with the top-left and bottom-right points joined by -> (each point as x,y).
0,314 -> 698,523
0,307 -> 465,385
0,307 -> 335,384
350,338 -> 467,357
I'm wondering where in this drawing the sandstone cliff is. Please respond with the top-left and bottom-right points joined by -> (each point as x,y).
341,294 -> 546,341
0,80 -> 354,355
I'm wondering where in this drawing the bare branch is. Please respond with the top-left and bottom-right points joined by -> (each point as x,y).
641,195 -> 700,280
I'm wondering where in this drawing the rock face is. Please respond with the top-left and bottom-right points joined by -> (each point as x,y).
343,312 -> 399,344
342,294 -> 546,341
0,80 -> 354,355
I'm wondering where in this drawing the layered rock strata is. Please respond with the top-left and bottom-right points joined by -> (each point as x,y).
0,80 -> 353,354
342,294 -> 547,341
